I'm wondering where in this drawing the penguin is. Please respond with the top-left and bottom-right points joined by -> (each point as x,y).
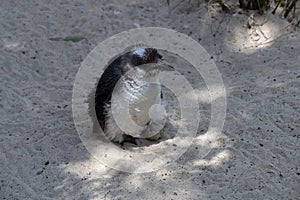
95,48 -> 174,143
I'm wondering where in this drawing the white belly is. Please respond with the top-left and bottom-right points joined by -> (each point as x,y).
104,76 -> 162,142
129,83 -> 161,126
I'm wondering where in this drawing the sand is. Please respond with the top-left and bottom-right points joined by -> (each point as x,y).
1,0 -> 299,199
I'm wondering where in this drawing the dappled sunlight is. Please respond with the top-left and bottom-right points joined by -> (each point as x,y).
2,0 -> 299,198
191,150 -> 231,167
54,157 -> 118,199
194,128 -> 227,148
57,157 -> 111,180
186,85 -> 226,104
3,39 -> 26,50
225,14 -> 285,54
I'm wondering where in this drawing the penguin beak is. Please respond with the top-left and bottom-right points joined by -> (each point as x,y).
157,60 -> 175,71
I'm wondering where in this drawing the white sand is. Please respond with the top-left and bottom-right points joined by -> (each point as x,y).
1,0 -> 299,199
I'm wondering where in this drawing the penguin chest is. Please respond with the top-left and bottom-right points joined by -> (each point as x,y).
109,79 -> 162,137
129,83 -> 162,126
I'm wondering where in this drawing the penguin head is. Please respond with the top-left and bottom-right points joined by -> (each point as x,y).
120,48 -> 160,74
131,48 -> 162,65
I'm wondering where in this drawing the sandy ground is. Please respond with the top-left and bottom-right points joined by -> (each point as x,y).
1,0 -> 300,199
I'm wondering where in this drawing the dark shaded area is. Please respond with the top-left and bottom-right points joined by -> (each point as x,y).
239,0 -> 270,12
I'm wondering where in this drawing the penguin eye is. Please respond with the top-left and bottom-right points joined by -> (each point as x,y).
131,55 -> 144,66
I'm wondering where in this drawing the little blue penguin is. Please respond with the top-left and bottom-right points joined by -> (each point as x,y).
95,48 -> 174,143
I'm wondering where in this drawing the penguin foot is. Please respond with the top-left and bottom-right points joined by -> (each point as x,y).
120,134 -> 138,145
